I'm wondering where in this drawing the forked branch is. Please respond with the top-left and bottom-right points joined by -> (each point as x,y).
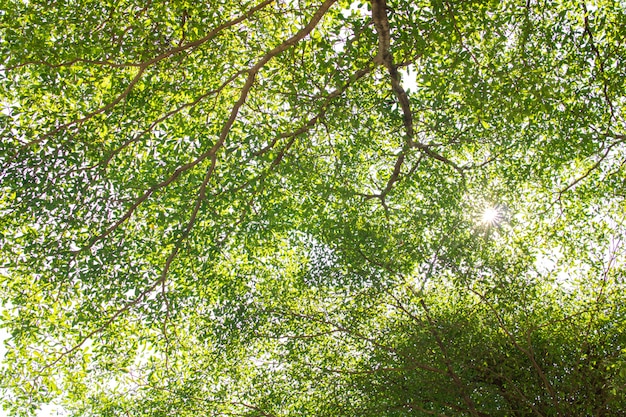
370,0 -> 463,180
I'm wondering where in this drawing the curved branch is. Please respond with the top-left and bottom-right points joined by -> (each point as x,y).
370,0 -> 464,183
48,0 -> 341,365
73,0 -> 339,254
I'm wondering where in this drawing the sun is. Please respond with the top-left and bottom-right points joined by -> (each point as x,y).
481,206 -> 500,225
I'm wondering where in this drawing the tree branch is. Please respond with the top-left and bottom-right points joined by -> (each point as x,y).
370,0 -> 464,185
419,299 -> 484,417
72,0 -> 339,254
582,3 -> 616,121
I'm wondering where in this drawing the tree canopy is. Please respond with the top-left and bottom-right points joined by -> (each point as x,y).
1,0 -> 626,416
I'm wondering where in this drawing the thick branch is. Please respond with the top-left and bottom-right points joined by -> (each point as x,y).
371,0 -> 392,67
371,0 -> 414,138
48,0 -> 340,367
370,0 -> 463,186
75,0 -> 338,253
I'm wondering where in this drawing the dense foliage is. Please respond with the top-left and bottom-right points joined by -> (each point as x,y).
1,0 -> 625,416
